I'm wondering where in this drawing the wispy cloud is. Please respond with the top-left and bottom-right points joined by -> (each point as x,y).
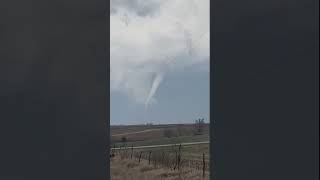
110,0 -> 209,109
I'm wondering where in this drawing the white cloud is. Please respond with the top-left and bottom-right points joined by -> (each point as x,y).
110,0 -> 209,108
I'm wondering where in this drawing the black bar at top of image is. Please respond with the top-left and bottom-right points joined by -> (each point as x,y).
0,0 -> 109,179
211,0 -> 318,179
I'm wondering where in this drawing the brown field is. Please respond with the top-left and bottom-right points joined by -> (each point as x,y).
111,124 -> 210,143
110,156 -> 209,180
110,123 -> 210,180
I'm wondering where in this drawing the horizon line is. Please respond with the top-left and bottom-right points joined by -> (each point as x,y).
110,122 -> 210,126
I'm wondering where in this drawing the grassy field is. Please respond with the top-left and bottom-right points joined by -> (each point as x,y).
110,123 -> 210,180
114,134 -> 209,147
126,143 -> 210,162
110,155 -> 209,180
111,124 -> 210,143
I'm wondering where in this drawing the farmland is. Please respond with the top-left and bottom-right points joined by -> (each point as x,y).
110,123 -> 210,180
111,123 -> 209,143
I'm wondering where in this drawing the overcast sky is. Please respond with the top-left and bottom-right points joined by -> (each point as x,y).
110,0 -> 209,125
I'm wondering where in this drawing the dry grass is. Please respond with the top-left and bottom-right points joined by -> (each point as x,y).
111,124 -> 210,142
110,156 -> 209,180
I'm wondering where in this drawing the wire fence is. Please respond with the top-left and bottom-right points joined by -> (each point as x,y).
110,143 -> 209,178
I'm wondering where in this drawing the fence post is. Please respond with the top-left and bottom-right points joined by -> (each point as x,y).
178,144 -> 181,170
125,145 -> 128,158
161,151 -> 165,167
148,151 -> 152,165
174,149 -> 179,170
202,153 -> 205,178
138,151 -> 142,163
153,153 -> 156,168
131,145 -> 133,159
123,145 -> 126,159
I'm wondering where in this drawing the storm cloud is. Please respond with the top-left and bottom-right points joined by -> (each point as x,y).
110,0 -> 162,16
110,0 -> 209,108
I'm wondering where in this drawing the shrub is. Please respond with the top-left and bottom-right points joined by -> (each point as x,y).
163,129 -> 174,138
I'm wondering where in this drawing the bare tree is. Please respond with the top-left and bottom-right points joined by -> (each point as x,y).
194,118 -> 205,135
121,136 -> 127,146
163,129 -> 174,138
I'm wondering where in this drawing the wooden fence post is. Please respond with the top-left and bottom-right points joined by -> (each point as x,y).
148,151 -> 152,165
161,151 -> 165,167
202,153 -> 205,178
130,145 -> 133,159
178,144 -> 181,170
173,151 -> 177,170
138,151 -> 142,163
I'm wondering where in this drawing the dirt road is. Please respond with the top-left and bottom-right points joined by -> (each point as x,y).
110,141 -> 209,150
111,128 -> 163,137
